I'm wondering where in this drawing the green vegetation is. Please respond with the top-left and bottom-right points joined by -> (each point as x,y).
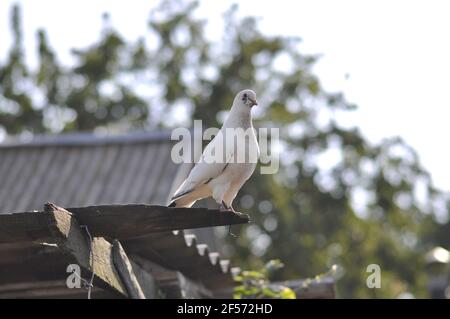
234,260 -> 296,299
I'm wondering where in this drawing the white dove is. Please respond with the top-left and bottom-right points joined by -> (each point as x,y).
169,89 -> 259,211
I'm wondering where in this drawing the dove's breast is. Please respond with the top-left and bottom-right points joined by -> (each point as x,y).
204,124 -> 259,207
209,135 -> 258,198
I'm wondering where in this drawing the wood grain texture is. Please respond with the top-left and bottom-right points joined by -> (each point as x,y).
44,203 -> 128,297
0,212 -> 51,243
112,240 -> 146,299
68,204 -> 249,239
0,203 -> 249,243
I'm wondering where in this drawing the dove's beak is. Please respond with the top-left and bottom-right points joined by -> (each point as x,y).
249,98 -> 258,107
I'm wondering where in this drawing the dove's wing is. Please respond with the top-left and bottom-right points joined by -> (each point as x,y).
171,132 -> 233,201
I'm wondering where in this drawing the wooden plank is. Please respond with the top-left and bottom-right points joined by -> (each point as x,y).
0,203 -> 249,243
0,243 -> 140,299
68,204 -> 249,239
0,280 -> 118,299
0,246 -> 72,284
44,203 -> 128,297
0,212 -> 51,243
112,240 -> 146,299
0,239 -> 126,299
0,242 -> 57,266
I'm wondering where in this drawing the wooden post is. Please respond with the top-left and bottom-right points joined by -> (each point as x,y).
112,240 -> 145,299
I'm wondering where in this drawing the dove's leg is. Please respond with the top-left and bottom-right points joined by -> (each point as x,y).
221,200 -> 235,212
212,182 -> 230,211
223,179 -> 247,212
219,201 -> 230,212
222,190 -> 238,212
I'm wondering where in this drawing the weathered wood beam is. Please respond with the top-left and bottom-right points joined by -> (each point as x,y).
0,212 -> 51,243
0,203 -> 250,243
68,204 -> 250,239
44,203 -> 128,297
0,204 -> 165,299
112,240 -> 146,299
0,242 -> 54,266
0,246 -> 72,285
0,280 -> 118,299
0,242 -> 158,299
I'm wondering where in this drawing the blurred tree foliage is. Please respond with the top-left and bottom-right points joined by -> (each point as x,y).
1,1 -> 449,297
234,260 -> 296,299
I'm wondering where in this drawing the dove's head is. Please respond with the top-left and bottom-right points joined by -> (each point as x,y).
225,89 -> 258,126
234,89 -> 258,109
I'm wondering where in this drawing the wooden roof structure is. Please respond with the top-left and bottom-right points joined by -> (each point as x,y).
0,203 -> 249,298
0,132 -> 248,298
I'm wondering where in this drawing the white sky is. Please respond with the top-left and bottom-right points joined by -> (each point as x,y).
1,0 -> 450,191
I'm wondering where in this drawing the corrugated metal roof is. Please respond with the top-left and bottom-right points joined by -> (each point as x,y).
0,131 -> 180,214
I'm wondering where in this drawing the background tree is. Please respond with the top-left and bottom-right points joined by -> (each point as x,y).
1,1 -> 448,298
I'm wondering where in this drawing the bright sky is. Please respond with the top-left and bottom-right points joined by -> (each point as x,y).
1,0 -> 450,192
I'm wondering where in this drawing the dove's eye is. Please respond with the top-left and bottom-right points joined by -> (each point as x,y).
242,93 -> 248,101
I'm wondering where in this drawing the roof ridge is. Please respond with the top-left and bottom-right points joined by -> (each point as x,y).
0,130 -> 175,148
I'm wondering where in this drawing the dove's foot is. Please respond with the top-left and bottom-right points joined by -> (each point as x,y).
219,201 -> 231,212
